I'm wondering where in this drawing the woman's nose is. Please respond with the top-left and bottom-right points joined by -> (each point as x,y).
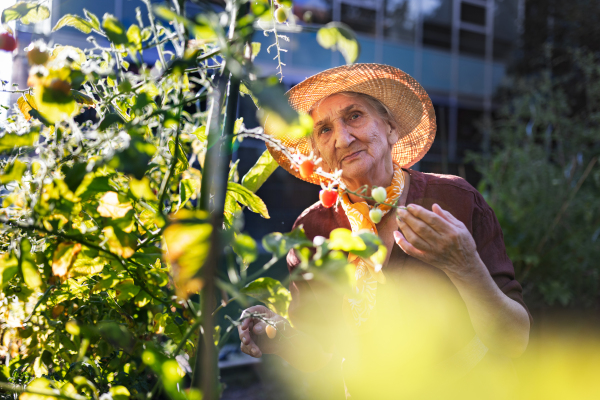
334,122 -> 354,149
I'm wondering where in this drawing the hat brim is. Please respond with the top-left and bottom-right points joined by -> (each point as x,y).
264,63 -> 436,185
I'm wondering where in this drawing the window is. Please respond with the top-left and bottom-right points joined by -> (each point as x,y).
460,3 -> 486,26
341,4 -> 377,35
423,22 -> 452,50
459,29 -> 485,57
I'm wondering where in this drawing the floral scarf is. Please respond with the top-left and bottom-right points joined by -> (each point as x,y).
339,162 -> 406,330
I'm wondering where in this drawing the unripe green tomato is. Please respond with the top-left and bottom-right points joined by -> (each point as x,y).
266,324 -> 277,339
275,7 -> 287,23
369,208 -> 383,224
372,187 -> 387,203
28,47 -> 49,65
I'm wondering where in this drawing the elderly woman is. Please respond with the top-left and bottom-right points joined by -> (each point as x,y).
238,64 -> 531,399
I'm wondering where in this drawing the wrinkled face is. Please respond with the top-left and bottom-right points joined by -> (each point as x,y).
310,94 -> 399,185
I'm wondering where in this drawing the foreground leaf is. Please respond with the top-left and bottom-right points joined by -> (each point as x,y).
227,182 -> 269,218
241,149 -> 279,193
241,277 -> 291,319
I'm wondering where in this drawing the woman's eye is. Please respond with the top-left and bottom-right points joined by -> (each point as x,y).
350,113 -> 360,120
320,127 -> 330,135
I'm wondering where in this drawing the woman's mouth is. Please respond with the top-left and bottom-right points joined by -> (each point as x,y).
341,150 -> 363,164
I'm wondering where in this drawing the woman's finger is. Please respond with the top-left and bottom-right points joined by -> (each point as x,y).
393,230 -> 426,260
397,208 -> 441,243
404,204 -> 449,234
396,214 -> 433,252
252,320 -> 268,336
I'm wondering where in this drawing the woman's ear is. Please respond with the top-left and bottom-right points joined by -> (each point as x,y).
387,120 -> 400,146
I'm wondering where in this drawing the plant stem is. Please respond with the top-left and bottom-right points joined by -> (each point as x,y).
158,89 -> 185,214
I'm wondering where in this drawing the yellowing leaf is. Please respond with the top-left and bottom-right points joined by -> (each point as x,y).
20,378 -> 56,400
17,94 -> 38,120
97,191 -> 133,219
69,247 -> 109,277
0,131 -> 39,153
102,226 -> 137,259
0,159 -> 27,184
33,84 -> 77,124
114,279 -> 140,303
163,210 -> 212,298
52,242 -> 82,278
1,2 -> 50,25
129,177 -> 157,201
53,14 -> 95,34
20,239 -> 42,289
0,252 -> 18,289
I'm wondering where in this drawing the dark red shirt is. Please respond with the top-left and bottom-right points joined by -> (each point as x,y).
286,169 -> 531,398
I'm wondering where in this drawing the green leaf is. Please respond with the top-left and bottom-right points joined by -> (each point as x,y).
142,345 -> 188,400
250,42 -> 261,61
71,89 -> 95,106
223,191 -> 242,229
177,178 -> 199,211
232,233 -> 258,269
129,177 -> 157,201
98,113 -> 124,130
97,321 -> 135,353
317,22 -> 360,64
127,24 -> 142,50
114,279 -> 140,303
0,159 -> 27,184
83,9 -> 101,31
240,83 -> 260,109
62,162 -> 88,192
241,277 -> 291,319
241,149 -> 279,193
227,182 -> 269,218
133,290 -> 152,307
0,131 -> 39,153
102,13 -> 129,45
53,14 -> 95,34
109,385 -> 131,400
0,252 -> 19,289
19,239 -> 42,290
2,2 -> 50,25
262,227 -> 312,258
75,174 -> 115,199
168,139 -> 189,175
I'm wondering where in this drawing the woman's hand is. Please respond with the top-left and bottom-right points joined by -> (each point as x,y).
394,203 -> 480,279
238,305 -> 288,358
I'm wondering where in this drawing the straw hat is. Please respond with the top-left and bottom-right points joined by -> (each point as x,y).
264,63 -> 437,185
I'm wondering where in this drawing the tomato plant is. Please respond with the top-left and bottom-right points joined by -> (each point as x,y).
0,1 -> 374,400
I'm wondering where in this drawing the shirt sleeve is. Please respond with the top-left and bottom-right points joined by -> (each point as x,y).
472,192 -> 533,325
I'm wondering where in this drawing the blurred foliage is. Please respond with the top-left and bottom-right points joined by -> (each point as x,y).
0,0 -> 362,398
469,49 -> 600,308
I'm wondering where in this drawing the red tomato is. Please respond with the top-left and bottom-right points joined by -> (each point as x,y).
319,189 -> 338,208
299,160 -> 314,179
0,33 -> 17,52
